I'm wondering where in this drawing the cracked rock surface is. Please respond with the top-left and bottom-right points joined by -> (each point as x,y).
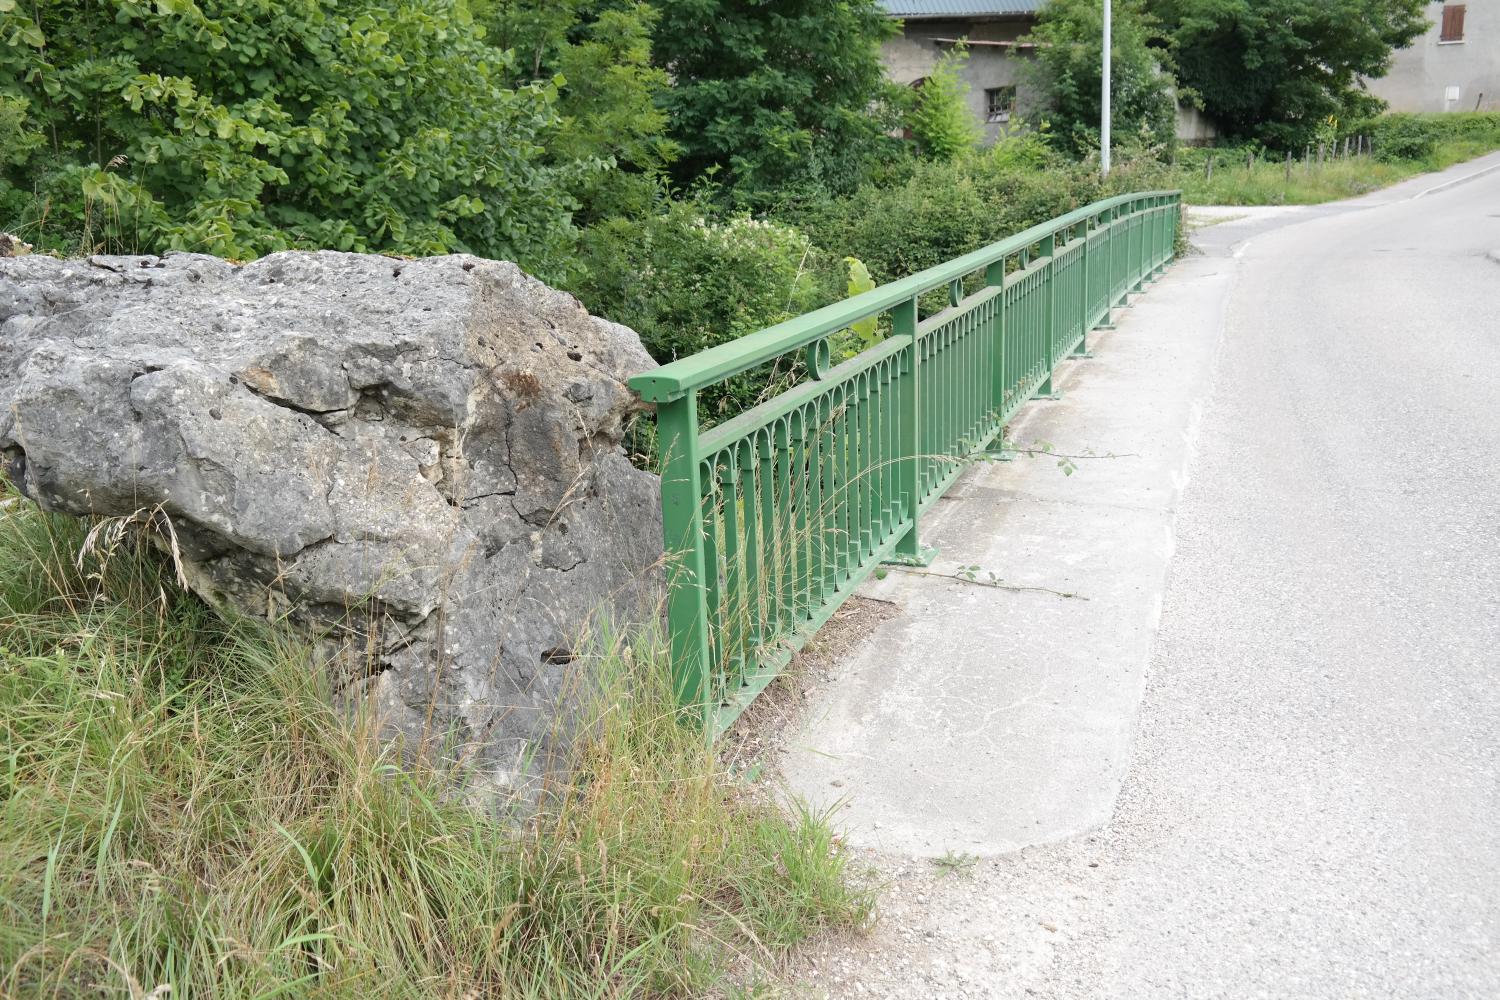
1,250 -> 662,786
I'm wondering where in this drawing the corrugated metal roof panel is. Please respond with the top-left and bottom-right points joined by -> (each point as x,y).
879,0 -> 1042,17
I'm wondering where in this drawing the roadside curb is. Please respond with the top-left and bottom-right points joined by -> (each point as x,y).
1412,158 -> 1500,199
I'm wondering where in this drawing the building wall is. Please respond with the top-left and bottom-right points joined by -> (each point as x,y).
1365,2 -> 1500,112
882,17 -> 1216,144
881,17 -> 1040,144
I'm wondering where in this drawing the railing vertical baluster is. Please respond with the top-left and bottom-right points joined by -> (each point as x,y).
944,325 -> 956,463
973,307 -> 984,443
858,377 -> 870,563
776,420 -> 792,637
720,454 -> 744,673
700,460 -> 723,706
859,371 -> 875,557
798,404 -> 817,617
758,430 -> 778,649
876,361 -> 888,539
739,436 -> 762,663
785,413 -> 806,626
845,382 -> 859,565
922,336 -> 934,497
893,296 -> 923,559
876,367 -> 888,536
821,390 -> 839,599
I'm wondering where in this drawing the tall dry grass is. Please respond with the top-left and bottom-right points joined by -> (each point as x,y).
0,484 -> 870,998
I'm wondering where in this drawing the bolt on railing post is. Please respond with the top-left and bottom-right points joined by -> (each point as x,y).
890,295 -> 931,564
655,390 -> 712,726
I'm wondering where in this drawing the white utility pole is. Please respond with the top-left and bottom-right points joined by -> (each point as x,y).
1101,0 -> 1112,176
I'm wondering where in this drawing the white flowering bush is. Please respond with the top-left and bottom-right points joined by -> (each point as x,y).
574,200 -> 827,416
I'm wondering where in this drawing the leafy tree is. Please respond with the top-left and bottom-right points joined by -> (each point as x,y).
0,0 -> 583,276
1024,0 -> 1177,160
906,44 -> 982,163
651,0 -> 903,208
1148,0 -> 1428,148
479,0 -> 679,223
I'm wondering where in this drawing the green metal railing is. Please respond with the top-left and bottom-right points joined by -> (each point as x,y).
628,190 -> 1181,734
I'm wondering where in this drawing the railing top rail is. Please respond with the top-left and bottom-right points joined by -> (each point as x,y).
627,189 -> 1181,403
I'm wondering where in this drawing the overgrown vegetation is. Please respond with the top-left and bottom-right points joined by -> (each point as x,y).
1172,113 -> 1500,205
0,491 -> 870,997
652,0 -> 903,210
905,45 -> 982,164
1148,0 -> 1429,149
0,0 -> 588,273
1025,0 -> 1178,160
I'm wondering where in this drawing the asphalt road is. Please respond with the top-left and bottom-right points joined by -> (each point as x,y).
1035,151 -> 1500,999
785,154 -> 1500,998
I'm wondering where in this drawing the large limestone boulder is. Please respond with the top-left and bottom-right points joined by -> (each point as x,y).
0,250 -> 662,786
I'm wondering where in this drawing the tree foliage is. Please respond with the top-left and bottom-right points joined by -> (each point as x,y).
0,0 -> 584,276
1025,0 -> 1177,160
1148,0 -> 1428,148
479,0 -> 679,223
651,0 -> 903,208
906,45 -> 982,163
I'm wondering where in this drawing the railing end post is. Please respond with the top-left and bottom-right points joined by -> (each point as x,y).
655,390 -> 713,725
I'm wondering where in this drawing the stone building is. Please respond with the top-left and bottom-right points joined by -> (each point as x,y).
879,0 -> 1045,144
879,0 -> 1218,144
1365,2 -> 1499,112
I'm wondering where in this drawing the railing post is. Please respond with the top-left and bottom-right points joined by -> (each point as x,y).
1158,195 -> 1169,274
656,390 -> 712,725
888,295 -> 934,566
1072,220 -> 1091,356
1081,215 -> 1093,334
986,255 -> 1007,427
1130,200 -> 1144,293
1037,231 -> 1058,398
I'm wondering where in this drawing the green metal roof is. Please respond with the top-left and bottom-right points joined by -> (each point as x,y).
880,0 -> 1042,17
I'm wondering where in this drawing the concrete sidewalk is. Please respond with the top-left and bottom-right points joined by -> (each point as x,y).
779,228 -> 1233,857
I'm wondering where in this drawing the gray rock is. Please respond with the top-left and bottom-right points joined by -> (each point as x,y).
0,250 -> 663,788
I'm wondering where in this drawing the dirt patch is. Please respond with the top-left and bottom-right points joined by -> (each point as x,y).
718,594 -> 902,779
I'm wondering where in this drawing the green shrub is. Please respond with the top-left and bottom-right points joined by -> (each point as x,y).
652,0 -> 904,210
1364,114 -> 1441,161
1024,0 -> 1177,160
785,151 -> 1126,288
1353,112 -> 1500,162
572,200 -> 825,418
906,44 -> 982,163
0,0 -> 582,276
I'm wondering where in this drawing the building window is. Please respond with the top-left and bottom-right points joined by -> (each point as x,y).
1440,4 -> 1466,42
985,86 -> 1017,124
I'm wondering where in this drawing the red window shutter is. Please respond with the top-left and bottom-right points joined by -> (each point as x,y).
1441,4 -> 1466,42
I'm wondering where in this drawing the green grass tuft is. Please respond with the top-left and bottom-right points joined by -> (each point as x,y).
0,486 -> 871,998
1172,136 -> 1500,207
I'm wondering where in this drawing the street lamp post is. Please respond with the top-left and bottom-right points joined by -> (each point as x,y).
1101,0 -> 1112,176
